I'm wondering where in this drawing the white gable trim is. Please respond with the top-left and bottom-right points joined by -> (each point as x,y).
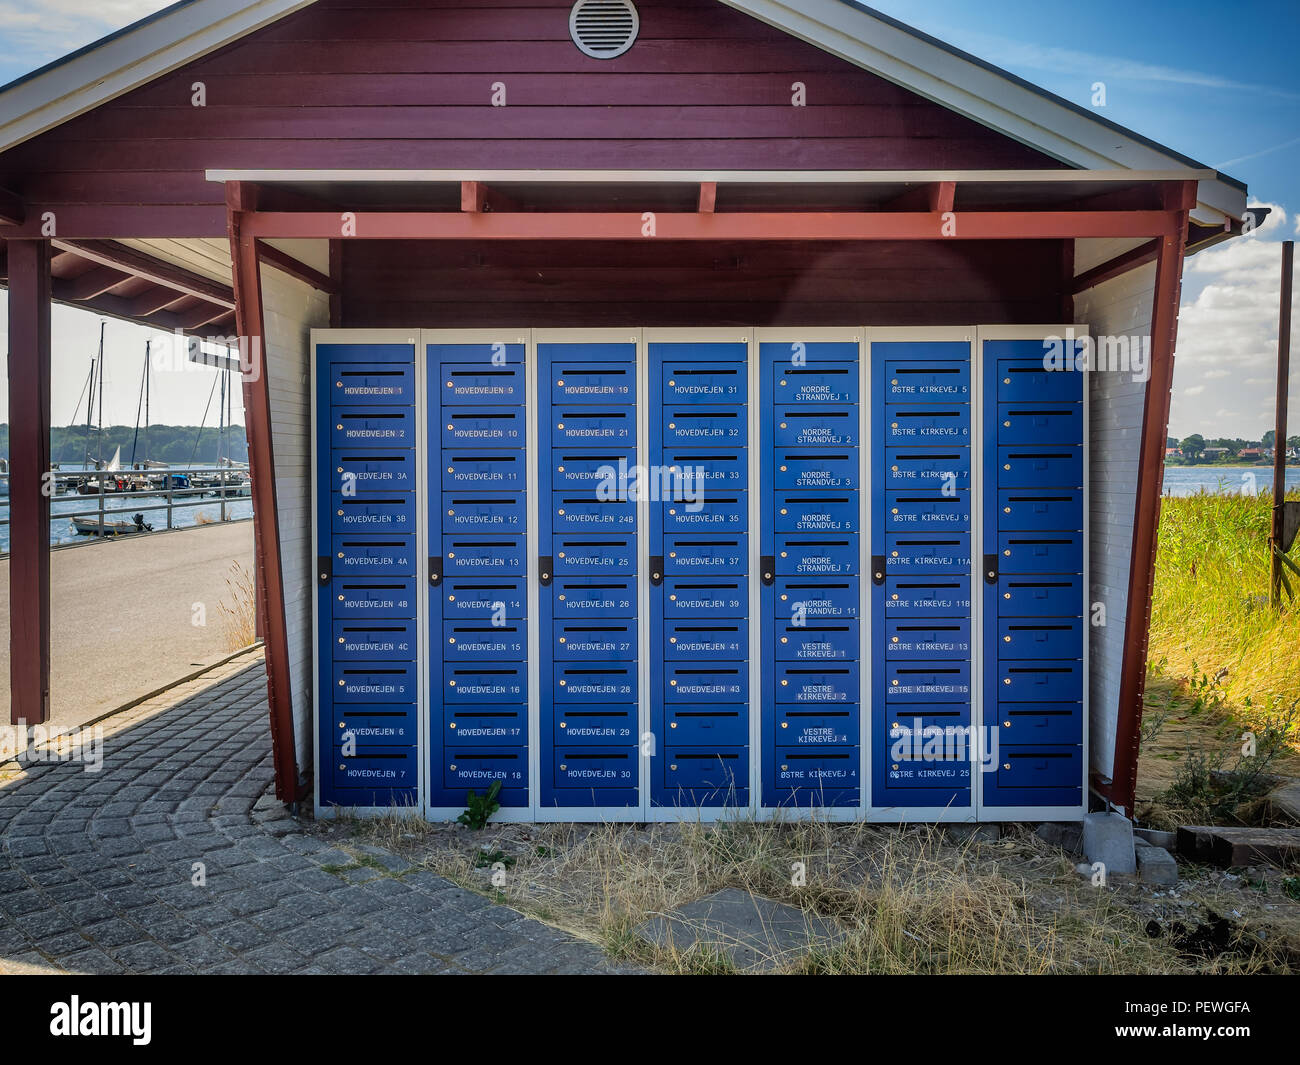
717,0 -> 1245,223
0,0 -> 1246,226
0,0 -> 316,152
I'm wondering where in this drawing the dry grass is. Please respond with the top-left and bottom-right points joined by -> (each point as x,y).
323,813 -> 1292,974
216,559 -> 257,651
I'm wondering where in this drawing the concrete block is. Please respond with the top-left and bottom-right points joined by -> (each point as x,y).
1081,812 -> 1136,874
1135,846 -> 1179,887
1035,822 -> 1083,855
634,888 -> 847,972
1134,827 -> 1179,850
1268,781 -> 1300,824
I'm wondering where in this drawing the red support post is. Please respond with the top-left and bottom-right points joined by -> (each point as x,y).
226,183 -> 303,802
6,239 -> 53,726
1109,181 -> 1196,812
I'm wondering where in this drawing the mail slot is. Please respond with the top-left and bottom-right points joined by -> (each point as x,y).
885,662 -> 971,702
994,746 -> 1081,790
776,578 -> 857,618
883,404 -> 969,445
553,537 -> 636,574
664,535 -> 747,574
442,495 -> 525,533
553,577 -> 636,616
775,493 -> 857,533
774,363 -> 859,404
663,495 -> 746,532
996,446 -> 1083,488
884,756 -> 970,790
662,578 -> 746,617
332,536 -> 417,576
996,359 -> 1083,403
554,621 -> 637,662
776,665 -> 857,704
775,706 -> 857,746
996,618 -> 1083,659
996,404 -> 1083,445
444,706 -> 527,747
443,451 -> 525,492
550,363 -> 636,403
776,536 -> 858,576
885,534 -> 971,574
883,578 -> 971,616
553,408 -> 635,445
884,360 -> 970,400
664,363 -> 747,403
882,448 -> 970,489
332,620 -> 417,660
554,749 -> 637,788
440,363 -> 525,404
663,621 -> 747,660
552,452 -> 638,491
998,575 -> 1084,617
661,449 -> 747,489
443,407 -> 526,447
996,703 -> 1083,745
333,747 -> 418,791
662,409 -> 746,445
331,450 -> 416,493
331,362 -> 416,404
886,704 -> 971,736
333,578 -> 417,618
552,495 -> 636,532
556,664 -> 637,702
334,707 -> 417,748
773,749 -> 859,790
775,451 -> 857,490
884,621 -> 972,658
331,407 -> 416,448
441,536 -> 527,575
444,748 -> 527,791
554,706 -> 637,744
331,494 -> 415,535
998,532 -> 1085,573
998,660 -> 1083,702
443,621 -> 526,661
442,663 -> 526,703
885,492 -> 969,529
664,748 -> 749,792
774,409 -> 857,447
665,707 -> 747,744
998,489 -> 1083,531
666,666 -> 747,702
441,577 -> 526,619
775,621 -> 858,661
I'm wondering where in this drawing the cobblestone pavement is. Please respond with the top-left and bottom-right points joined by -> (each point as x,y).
0,655 -> 636,975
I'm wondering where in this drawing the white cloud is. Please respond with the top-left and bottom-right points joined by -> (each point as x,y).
0,2 -> 172,74
1171,202 -> 1299,439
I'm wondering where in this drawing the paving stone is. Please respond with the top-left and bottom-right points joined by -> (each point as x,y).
634,888 -> 847,972
56,948 -> 125,975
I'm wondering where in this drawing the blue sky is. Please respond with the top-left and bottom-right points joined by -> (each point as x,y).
1,0 -> 1297,438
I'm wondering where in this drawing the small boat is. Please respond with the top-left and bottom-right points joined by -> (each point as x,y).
0,457 -> 8,498
71,512 -> 154,537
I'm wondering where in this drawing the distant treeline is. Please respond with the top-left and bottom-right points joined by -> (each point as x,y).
0,424 -> 249,466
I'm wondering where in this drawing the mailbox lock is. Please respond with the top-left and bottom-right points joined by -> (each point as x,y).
871,555 -> 886,586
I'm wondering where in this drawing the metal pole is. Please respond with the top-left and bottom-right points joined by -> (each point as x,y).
1272,240 -> 1294,605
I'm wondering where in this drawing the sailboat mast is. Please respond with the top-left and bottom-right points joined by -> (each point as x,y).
144,340 -> 151,464
83,360 -> 96,469
95,321 -> 105,467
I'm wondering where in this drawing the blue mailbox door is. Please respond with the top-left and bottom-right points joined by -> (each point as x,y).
316,340 -> 420,809
650,339 -> 751,809
871,337 -> 974,810
538,340 -> 640,810
760,337 -> 862,810
428,339 -> 529,810
981,337 -> 1086,812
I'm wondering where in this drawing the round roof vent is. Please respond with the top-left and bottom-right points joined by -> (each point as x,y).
570,0 -> 640,60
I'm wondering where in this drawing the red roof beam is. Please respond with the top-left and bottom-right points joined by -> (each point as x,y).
242,209 -> 1181,241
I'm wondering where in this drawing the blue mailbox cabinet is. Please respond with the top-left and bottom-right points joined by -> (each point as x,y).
313,327 -> 1087,822
649,334 -> 751,810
